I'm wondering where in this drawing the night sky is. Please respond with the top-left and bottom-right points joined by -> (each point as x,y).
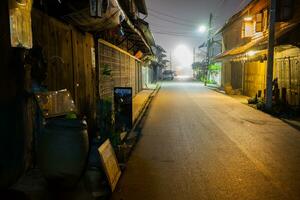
145,0 -> 251,74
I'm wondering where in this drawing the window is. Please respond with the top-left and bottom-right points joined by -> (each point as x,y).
242,21 -> 254,38
255,13 -> 263,32
263,9 -> 268,31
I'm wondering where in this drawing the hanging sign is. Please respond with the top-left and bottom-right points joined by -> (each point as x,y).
9,0 -> 33,49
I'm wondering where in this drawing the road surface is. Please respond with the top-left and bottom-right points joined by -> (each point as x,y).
111,81 -> 300,200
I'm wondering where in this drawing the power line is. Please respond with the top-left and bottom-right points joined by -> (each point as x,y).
148,12 -> 197,28
151,29 -> 198,35
213,0 -> 226,13
148,8 -> 199,25
149,22 -> 195,30
152,31 -> 205,38
235,0 -> 250,12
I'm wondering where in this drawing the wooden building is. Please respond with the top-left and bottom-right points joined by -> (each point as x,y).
0,0 -> 155,188
214,0 -> 300,107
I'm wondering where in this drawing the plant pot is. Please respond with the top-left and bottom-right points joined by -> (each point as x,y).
37,119 -> 89,188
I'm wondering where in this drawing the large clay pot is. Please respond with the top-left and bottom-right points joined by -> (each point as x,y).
37,119 -> 89,188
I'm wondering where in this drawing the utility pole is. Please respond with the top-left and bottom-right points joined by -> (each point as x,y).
204,13 -> 213,86
193,47 -> 196,63
170,52 -> 172,71
265,0 -> 277,110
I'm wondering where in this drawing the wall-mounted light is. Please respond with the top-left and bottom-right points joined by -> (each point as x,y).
246,50 -> 257,57
244,16 -> 253,21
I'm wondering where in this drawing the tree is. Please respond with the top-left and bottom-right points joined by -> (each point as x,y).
151,45 -> 169,82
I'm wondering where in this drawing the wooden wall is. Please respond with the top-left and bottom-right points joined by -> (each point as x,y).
31,10 -> 96,129
0,1 -> 34,187
230,61 -> 243,89
244,61 -> 267,97
275,48 -> 300,106
98,40 -> 142,100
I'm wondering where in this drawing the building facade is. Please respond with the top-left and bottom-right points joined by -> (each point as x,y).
214,0 -> 300,107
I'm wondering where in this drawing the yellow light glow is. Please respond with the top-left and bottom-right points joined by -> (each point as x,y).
244,16 -> 253,21
246,50 -> 257,57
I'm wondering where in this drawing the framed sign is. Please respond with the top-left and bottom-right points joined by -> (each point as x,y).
98,139 -> 121,191
35,89 -> 77,118
114,87 -> 133,132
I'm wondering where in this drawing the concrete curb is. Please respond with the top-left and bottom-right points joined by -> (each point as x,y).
281,118 -> 300,131
122,83 -> 161,143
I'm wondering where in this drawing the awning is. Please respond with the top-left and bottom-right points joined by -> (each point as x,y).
136,18 -> 155,47
134,0 -> 148,15
121,19 -> 153,55
213,22 -> 300,61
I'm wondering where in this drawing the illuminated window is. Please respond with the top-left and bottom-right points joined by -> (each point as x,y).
242,21 -> 254,38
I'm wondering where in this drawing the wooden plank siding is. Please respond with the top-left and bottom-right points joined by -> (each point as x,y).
98,40 -> 142,101
244,61 -> 267,97
31,9 -> 96,127
275,48 -> 300,106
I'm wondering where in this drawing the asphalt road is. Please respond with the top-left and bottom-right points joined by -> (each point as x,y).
111,81 -> 300,200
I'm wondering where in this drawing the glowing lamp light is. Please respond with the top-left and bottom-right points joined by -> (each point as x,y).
174,45 -> 193,67
246,50 -> 257,57
198,25 -> 207,33
244,16 -> 253,21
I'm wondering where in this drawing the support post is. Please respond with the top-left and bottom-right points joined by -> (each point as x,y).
265,0 -> 277,110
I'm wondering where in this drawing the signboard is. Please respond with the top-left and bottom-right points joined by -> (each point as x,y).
114,87 -> 133,132
35,89 -> 77,118
98,139 -> 121,191
9,0 -> 33,49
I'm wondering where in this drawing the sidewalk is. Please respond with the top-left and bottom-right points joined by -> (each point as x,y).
207,84 -> 300,131
133,90 -> 154,123
132,83 -> 160,124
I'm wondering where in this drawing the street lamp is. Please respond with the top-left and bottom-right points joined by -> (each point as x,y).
198,25 -> 207,33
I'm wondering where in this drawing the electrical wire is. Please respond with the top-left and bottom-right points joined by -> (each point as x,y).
150,22 -> 195,30
235,0 -> 250,12
148,8 -> 199,25
148,12 -> 197,28
152,31 -> 205,38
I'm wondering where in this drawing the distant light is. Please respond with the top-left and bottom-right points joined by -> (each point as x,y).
174,45 -> 193,67
198,25 -> 207,33
244,16 -> 253,21
246,50 -> 257,57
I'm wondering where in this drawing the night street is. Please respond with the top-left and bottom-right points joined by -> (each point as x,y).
2,0 -> 300,199
112,80 -> 300,200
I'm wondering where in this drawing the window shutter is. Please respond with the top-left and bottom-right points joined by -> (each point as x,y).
263,9 -> 268,31
255,13 -> 263,32
276,0 -> 294,22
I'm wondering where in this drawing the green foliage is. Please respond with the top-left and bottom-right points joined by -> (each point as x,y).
151,45 -> 169,69
192,62 -> 202,69
102,64 -> 112,76
208,64 -> 221,71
